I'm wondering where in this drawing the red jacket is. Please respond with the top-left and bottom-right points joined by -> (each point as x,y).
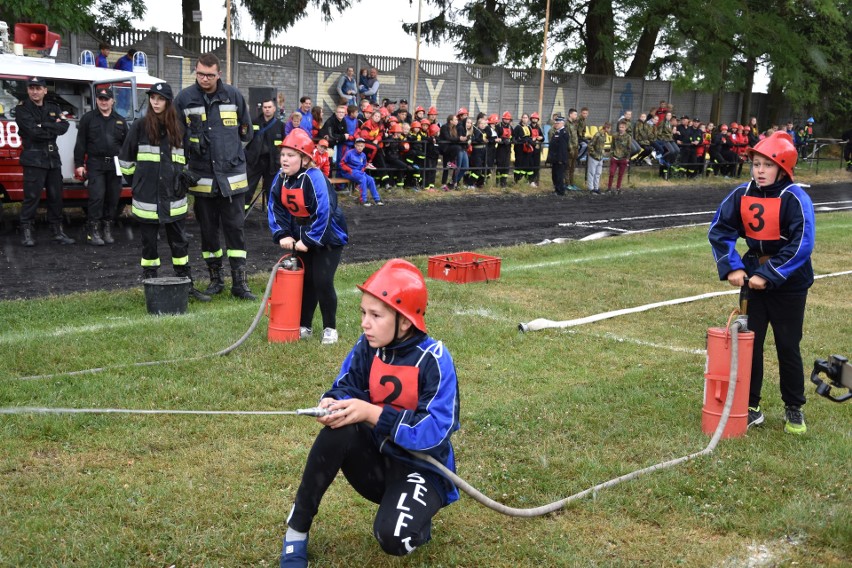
312,149 -> 331,176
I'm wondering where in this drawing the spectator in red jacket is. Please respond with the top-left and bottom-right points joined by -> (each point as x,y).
313,139 -> 331,177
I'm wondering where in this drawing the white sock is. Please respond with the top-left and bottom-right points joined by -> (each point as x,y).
285,527 -> 308,542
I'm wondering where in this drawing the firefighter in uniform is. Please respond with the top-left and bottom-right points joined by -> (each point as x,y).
495,112 -> 513,187
512,113 -> 534,183
244,98 -> 286,213
118,82 -> 210,302
174,53 -> 256,300
528,112 -> 545,186
74,87 -> 128,245
15,76 -> 73,247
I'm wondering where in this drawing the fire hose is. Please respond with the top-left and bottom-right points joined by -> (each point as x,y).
11,258 -> 289,382
1,317 -> 747,518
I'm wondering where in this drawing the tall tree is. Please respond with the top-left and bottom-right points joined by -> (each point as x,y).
1,0 -> 145,36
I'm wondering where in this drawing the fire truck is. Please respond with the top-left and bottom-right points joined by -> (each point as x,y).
0,21 -> 163,208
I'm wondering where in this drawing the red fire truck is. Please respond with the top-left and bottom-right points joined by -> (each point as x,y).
0,22 -> 163,208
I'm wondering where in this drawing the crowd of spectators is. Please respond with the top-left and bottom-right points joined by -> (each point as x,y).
249,89 -> 829,203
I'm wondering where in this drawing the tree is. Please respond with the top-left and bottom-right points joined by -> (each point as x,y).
236,0 -> 353,43
1,0 -> 145,37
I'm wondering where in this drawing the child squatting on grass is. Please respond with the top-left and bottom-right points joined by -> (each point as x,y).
707,131 -> 815,435
278,259 -> 461,567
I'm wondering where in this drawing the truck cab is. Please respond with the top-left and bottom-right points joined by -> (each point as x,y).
0,22 -> 163,207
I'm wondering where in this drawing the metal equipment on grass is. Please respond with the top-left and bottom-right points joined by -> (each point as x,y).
811,354 -> 851,403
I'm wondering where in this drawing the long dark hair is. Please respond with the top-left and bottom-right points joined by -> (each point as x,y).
144,97 -> 183,149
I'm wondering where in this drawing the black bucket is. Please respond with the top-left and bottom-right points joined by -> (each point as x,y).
143,277 -> 191,315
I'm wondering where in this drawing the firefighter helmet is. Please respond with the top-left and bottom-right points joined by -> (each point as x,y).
281,128 -> 315,159
411,121 -> 421,129
457,107 -> 468,116
428,106 -> 439,115
530,112 -> 540,120
720,124 -> 729,131
428,124 -> 440,136
389,123 -> 403,134
748,131 -> 797,180
502,111 -> 512,121
488,113 -> 499,124
415,105 -> 425,113
357,259 -> 428,332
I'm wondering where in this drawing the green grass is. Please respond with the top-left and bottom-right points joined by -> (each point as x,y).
1,213 -> 850,567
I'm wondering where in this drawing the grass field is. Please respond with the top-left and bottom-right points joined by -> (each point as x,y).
1,212 -> 850,567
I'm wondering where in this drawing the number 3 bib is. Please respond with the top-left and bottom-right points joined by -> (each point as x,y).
369,357 -> 420,411
740,196 -> 781,240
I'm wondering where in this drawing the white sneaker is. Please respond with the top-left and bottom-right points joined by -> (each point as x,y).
299,327 -> 313,340
321,328 -> 338,345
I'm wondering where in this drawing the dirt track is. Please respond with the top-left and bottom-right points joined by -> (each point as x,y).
0,182 -> 848,300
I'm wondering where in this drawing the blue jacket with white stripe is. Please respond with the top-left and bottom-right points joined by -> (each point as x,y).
267,166 -> 348,248
325,331 -> 461,506
708,178 -> 815,293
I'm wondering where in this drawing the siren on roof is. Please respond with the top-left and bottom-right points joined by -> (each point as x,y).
79,49 -> 95,67
132,51 -> 148,73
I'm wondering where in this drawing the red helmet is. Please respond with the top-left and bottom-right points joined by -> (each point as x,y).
281,128 -> 315,159
428,124 -> 440,136
387,115 -> 399,123
415,105 -> 425,113
749,131 -> 797,180
379,107 -> 390,118
419,118 -> 430,127
389,123 -> 403,134
364,104 -> 373,113
428,106 -> 439,115
730,122 -> 739,130
720,124 -> 729,131
357,259 -> 428,332
530,112 -> 540,120
488,113 -> 498,124
502,111 -> 512,120
457,107 -> 468,116
411,121 -> 421,129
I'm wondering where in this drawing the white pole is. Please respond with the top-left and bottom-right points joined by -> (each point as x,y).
413,0 -> 423,109
538,0 -> 551,119
226,0 -> 232,84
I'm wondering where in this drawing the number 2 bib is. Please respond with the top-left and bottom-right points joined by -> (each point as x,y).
740,196 -> 781,240
369,357 -> 420,411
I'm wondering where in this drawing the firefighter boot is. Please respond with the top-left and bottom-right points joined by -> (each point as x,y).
86,222 -> 105,246
142,267 -> 159,280
175,265 -> 211,302
204,261 -> 225,295
231,268 -> 257,300
51,223 -> 75,245
21,223 -> 36,247
101,221 -> 115,244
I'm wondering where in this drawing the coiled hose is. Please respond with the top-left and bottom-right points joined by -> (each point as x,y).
13,260 -> 285,382
410,317 -> 747,517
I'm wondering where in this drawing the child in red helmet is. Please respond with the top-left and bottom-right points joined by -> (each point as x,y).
708,131 -> 815,435
268,129 -> 349,345
311,139 -> 331,177
278,259 -> 461,567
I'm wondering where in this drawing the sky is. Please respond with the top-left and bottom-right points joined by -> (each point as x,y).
134,0 -> 461,63
133,1 -> 769,91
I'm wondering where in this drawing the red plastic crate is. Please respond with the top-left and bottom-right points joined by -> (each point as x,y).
427,252 -> 501,283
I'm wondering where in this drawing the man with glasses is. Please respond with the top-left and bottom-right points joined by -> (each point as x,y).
174,53 -> 256,300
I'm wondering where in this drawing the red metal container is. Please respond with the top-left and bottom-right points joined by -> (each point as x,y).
702,327 -> 754,438
427,252 -> 501,284
266,255 -> 304,343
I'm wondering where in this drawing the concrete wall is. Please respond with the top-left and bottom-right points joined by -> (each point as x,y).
66,28 -> 794,129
